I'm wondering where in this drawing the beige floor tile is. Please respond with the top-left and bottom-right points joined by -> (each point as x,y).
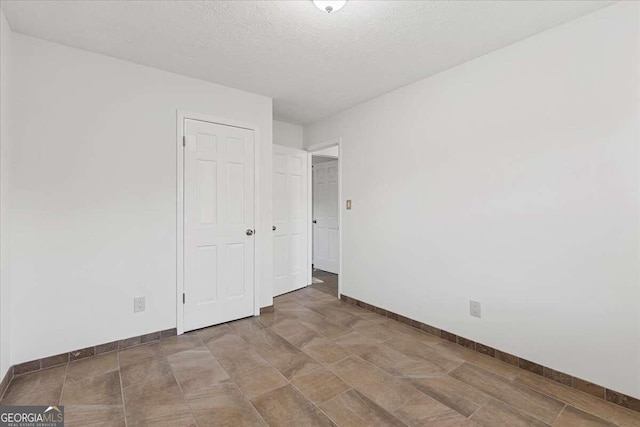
127,413 -> 198,427
514,372 -> 640,427
387,336 -> 463,374
120,356 -> 172,388
352,322 -> 398,341
333,331 -> 383,348
229,317 -> 265,336
417,418 -> 478,427
291,367 -> 351,404
270,318 -> 314,339
378,319 -> 444,344
1,366 -> 66,405
408,375 -> 492,417
256,311 -> 278,327
471,399 -> 550,427
349,310 -> 387,322
123,373 -> 191,424
303,339 -> 350,365
232,366 -> 289,399
196,323 -> 235,344
66,352 -> 119,382
167,347 -> 230,394
338,340 -> 443,378
210,345 -> 268,378
118,343 -> 164,368
187,381 -> 267,427
435,341 -> 522,380
64,405 -> 126,427
205,332 -> 250,354
554,406 -> 617,427
251,385 -> 336,426
242,328 -> 301,364
273,300 -> 308,312
392,389 -> 468,426
270,351 -> 321,381
285,329 -> 327,349
122,371 -> 183,405
61,370 -> 123,406
301,318 -> 351,340
450,363 -> 564,424
330,356 -> 423,412
326,313 -> 373,330
319,389 -> 406,427
159,332 -> 203,356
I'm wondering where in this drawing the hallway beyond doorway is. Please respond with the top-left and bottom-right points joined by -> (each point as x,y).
311,269 -> 338,298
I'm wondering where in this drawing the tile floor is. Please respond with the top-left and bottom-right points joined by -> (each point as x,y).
2,286 -> 639,426
310,269 -> 338,298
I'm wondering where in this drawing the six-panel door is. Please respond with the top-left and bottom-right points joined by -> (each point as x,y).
273,145 -> 308,296
313,160 -> 339,274
183,119 -> 255,331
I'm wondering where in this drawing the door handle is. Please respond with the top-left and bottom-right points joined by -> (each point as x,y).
312,220 -> 317,224
246,229 -> 254,236
272,226 -> 276,231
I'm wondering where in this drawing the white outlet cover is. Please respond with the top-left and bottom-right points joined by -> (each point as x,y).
470,300 -> 481,318
134,297 -> 145,313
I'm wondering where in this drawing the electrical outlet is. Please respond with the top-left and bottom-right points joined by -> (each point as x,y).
470,300 -> 481,318
134,297 -> 145,313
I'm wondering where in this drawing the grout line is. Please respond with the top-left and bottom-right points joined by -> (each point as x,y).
510,372 -> 640,423
212,349 -> 270,425
170,334 -> 219,426
164,347 -> 199,427
57,361 -> 69,405
115,350 -> 128,427
445,366 -> 566,425
288,381 -> 344,425
437,343 -> 521,383
552,404 -> 568,425
467,401 -> 484,420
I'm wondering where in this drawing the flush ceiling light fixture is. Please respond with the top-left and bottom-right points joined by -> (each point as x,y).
313,0 -> 347,14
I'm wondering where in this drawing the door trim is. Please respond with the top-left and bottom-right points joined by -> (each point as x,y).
306,138 -> 342,299
176,110 -> 260,335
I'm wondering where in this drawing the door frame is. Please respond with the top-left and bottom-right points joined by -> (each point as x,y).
176,110 -> 261,335
306,138 -> 342,299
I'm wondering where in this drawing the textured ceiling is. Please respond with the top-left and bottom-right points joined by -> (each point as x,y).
1,0 -> 614,124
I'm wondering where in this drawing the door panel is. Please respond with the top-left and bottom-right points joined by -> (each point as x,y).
313,159 -> 339,274
273,145 -> 308,296
184,119 -> 255,331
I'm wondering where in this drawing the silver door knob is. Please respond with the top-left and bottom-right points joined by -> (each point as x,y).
246,229 -> 254,236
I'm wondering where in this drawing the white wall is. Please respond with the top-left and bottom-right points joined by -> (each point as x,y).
0,9 -> 13,380
312,145 -> 339,158
6,33 -> 273,365
305,2 -> 640,398
273,120 -> 303,149
312,156 -> 338,165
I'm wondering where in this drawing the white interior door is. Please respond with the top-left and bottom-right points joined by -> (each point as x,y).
313,160 -> 339,274
183,119 -> 255,331
273,145 -> 308,296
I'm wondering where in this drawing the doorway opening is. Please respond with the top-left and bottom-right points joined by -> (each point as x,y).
307,140 -> 341,299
